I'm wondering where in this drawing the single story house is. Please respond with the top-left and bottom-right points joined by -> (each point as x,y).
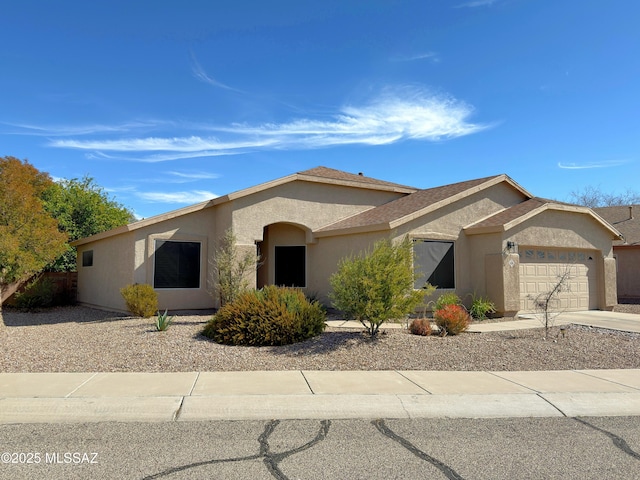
594,205 -> 640,302
72,166 -> 621,316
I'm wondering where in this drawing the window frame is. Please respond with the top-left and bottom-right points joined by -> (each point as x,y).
153,239 -> 202,289
412,239 -> 456,290
82,250 -> 93,267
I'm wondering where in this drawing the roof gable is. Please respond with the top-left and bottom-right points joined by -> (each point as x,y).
465,197 -> 623,239
316,174 -> 529,236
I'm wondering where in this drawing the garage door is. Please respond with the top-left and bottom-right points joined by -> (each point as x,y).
519,248 -> 598,312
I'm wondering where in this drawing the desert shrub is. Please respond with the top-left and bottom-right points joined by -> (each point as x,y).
202,285 -> 326,346
468,293 -> 496,320
210,228 -> 261,307
15,276 -> 55,310
434,292 -> 461,311
330,236 -> 426,338
434,304 -> 471,336
409,318 -> 432,336
120,283 -> 158,318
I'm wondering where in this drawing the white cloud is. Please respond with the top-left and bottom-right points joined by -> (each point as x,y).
44,86 -> 489,161
166,171 -> 220,181
2,121 -> 157,136
455,0 -> 498,7
557,160 -> 629,170
190,51 -> 239,92
392,52 -> 440,62
136,190 -> 218,204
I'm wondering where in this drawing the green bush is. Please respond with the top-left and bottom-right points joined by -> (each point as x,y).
434,304 -> 471,336
434,292 -> 461,311
468,293 -> 496,320
15,276 -> 55,310
202,285 -> 326,346
120,283 -> 158,318
409,318 -> 432,336
329,236 -> 427,337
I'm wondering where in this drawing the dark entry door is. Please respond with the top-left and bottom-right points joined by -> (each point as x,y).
275,246 -> 305,287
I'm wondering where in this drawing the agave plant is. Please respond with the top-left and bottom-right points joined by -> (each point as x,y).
155,309 -> 174,331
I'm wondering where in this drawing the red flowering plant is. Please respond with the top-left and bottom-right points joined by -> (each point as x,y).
433,304 -> 471,337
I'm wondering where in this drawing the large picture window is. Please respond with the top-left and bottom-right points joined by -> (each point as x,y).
413,240 -> 455,289
154,240 -> 201,289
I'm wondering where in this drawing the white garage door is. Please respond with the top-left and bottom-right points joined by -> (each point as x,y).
519,248 -> 598,312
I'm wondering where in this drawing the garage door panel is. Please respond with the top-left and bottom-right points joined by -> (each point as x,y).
519,248 -> 597,312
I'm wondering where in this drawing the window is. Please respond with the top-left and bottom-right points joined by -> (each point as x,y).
413,240 -> 455,289
154,240 -> 201,289
275,246 -> 306,287
82,250 -> 93,267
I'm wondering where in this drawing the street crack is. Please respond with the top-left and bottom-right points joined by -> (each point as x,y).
141,419 -> 331,480
574,417 -> 640,461
373,419 -> 466,480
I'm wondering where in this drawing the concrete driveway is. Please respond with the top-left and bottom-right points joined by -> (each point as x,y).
557,310 -> 640,333
470,310 -> 640,334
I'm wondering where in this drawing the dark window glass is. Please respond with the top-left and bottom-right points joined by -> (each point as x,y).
413,240 -> 455,289
154,241 -> 201,289
82,250 -> 93,267
275,246 -> 306,287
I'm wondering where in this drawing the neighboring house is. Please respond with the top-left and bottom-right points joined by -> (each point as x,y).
72,166 -> 621,316
594,205 -> 640,302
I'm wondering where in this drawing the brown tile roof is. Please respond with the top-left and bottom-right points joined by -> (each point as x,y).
317,175 -> 504,233
298,166 -> 416,191
594,205 -> 640,245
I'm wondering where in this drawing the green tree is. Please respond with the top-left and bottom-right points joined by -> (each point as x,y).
0,157 -> 67,309
329,236 -> 429,338
42,176 -> 134,271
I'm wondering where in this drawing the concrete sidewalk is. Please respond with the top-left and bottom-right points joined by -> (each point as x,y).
2,369 -> 640,423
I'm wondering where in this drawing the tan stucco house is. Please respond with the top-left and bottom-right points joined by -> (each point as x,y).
72,166 -> 621,316
594,205 -> 640,302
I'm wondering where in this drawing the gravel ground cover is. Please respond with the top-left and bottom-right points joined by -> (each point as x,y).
1,305 -> 639,373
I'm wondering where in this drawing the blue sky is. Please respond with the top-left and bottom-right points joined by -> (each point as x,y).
2,0 -> 639,219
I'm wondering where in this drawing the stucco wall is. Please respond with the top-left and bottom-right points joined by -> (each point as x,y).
133,208 -> 216,310
76,233 -> 135,311
78,207 -> 217,312
507,210 -> 614,256
614,246 -> 640,299
231,180 -> 405,244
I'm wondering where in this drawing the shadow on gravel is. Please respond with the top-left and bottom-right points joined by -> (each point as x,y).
0,306 -> 128,326
193,329 -> 378,355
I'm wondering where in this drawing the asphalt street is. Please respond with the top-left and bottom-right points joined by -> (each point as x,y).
1,417 -> 639,479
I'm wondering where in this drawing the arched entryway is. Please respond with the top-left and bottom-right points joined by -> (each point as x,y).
257,223 -> 309,289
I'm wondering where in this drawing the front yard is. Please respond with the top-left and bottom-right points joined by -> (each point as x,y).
1,306 -> 639,373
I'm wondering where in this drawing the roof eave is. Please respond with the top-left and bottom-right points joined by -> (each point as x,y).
314,222 -> 391,238
70,199 -> 217,247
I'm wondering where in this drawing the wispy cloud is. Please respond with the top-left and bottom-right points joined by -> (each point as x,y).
391,52 -> 440,63
455,0 -> 498,8
190,51 -> 239,92
1,121 -> 158,136
557,160 -> 630,170
166,171 -> 220,181
42,86 -> 489,162
135,190 -> 218,204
